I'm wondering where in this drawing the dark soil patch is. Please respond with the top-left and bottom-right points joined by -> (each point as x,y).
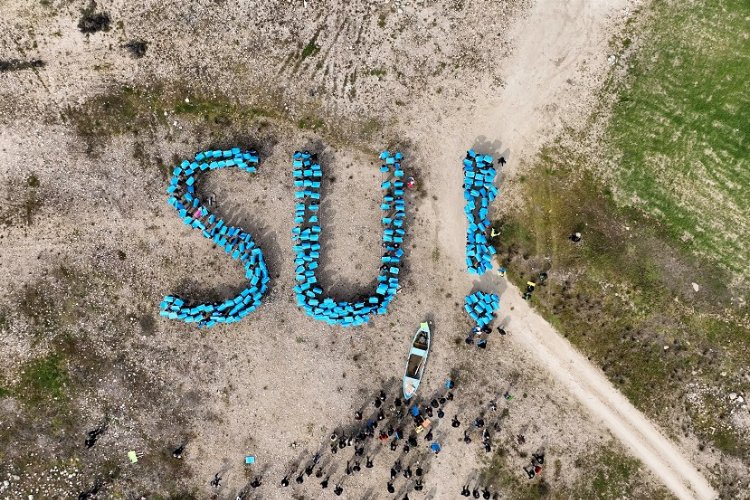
123,40 -> 148,58
0,59 -> 45,72
78,1 -> 111,34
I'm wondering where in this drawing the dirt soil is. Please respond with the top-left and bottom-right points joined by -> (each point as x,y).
0,0 -> 720,498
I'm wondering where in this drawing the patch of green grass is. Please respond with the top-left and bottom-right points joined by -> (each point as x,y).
479,443 -> 669,499
568,445 -> 672,499
607,0 -> 750,278
369,68 -> 387,78
498,144 -> 749,456
65,84 -> 167,150
297,114 -> 325,131
358,118 -> 382,141
480,447 -> 551,500
66,84 -> 278,152
300,30 -> 322,61
18,354 -> 68,405
497,1 -> 750,466
301,41 -> 320,59
688,391 -> 747,457
174,94 -> 276,127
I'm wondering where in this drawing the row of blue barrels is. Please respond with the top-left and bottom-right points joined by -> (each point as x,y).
159,148 -> 270,327
463,150 -> 498,274
464,291 -> 500,328
292,150 -> 406,326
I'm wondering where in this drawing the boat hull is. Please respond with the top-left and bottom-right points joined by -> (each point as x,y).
403,322 -> 431,400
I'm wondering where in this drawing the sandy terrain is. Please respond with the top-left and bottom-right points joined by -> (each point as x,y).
0,0 -> 722,498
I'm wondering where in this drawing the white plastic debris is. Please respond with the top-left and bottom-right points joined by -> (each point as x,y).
692,282 -> 700,292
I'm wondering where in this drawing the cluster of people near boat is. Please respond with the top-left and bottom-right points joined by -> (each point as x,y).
463,150 -> 499,274
292,150 -> 405,326
231,380 -> 513,499
159,148 -> 270,327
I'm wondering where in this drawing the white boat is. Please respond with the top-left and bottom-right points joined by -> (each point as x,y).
403,322 -> 431,400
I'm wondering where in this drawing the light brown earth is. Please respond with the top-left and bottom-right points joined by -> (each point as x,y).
0,0 -> 720,498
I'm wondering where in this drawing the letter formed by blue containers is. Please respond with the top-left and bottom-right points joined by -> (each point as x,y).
464,291 -> 500,328
159,148 -> 270,327
463,150 -> 498,274
292,150 -> 406,326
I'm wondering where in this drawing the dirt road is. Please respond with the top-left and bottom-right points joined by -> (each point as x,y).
412,0 -> 719,498
501,283 -> 717,500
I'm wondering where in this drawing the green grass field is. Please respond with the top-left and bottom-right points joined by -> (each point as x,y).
480,442 -> 672,500
496,0 -> 750,480
608,0 -> 750,278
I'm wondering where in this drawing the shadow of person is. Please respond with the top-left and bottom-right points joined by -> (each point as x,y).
471,136 -> 504,159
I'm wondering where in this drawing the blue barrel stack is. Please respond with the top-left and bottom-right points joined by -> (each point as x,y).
292,150 -> 406,326
463,150 -> 498,274
159,148 -> 271,327
464,291 -> 500,328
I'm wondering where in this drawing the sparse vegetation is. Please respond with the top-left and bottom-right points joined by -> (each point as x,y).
497,0 -> 750,470
18,353 -> 68,406
497,145 -> 750,459
78,0 -> 111,34
569,445 -> 672,499
480,442 -> 670,499
0,59 -> 45,72
300,32 -> 322,60
297,114 -> 325,131
0,176 -> 44,227
65,84 -> 278,152
377,13 -> 387,28
123,39 -> 148,58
